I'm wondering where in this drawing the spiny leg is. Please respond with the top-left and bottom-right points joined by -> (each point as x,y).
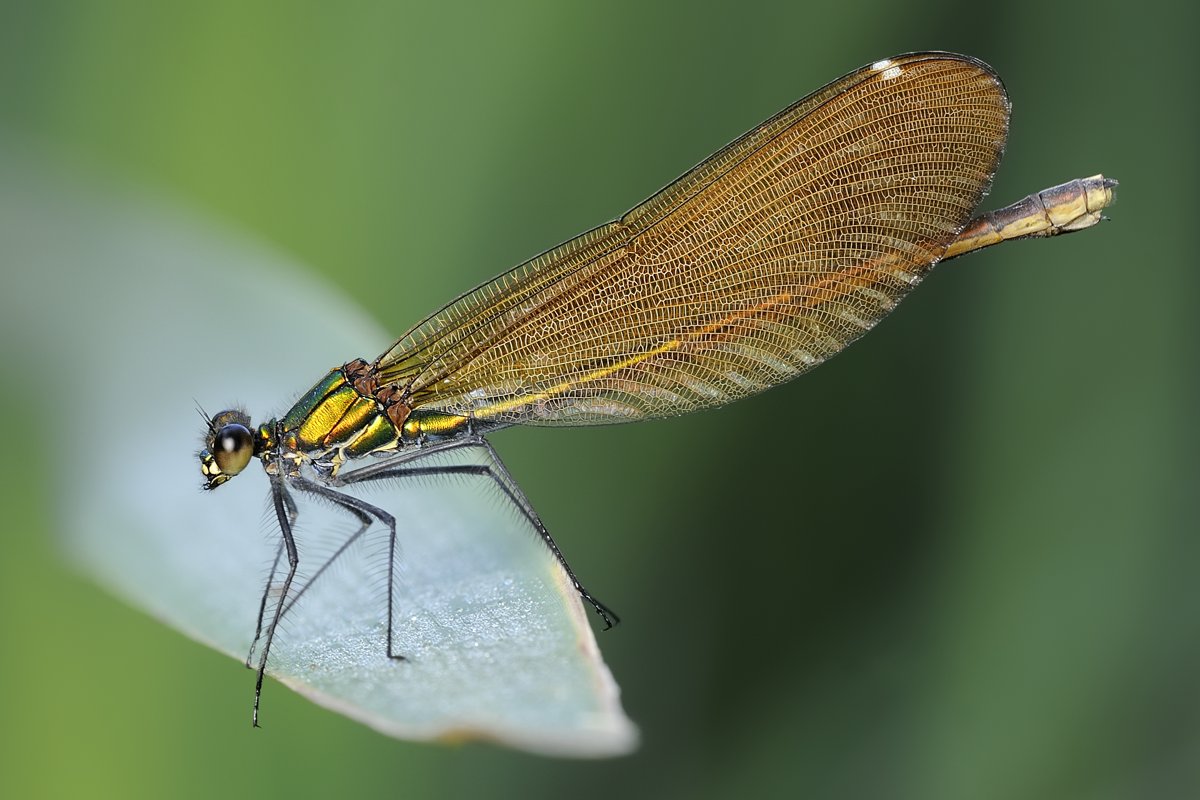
246,491 -> 297,668
277,502 -> 372,621
253,476 -> 300,728
339,436 -> 619,629
249,443 -> 489,686
474,437 -> 619,629
287,474 -> 405,660
246,540 -> 284,669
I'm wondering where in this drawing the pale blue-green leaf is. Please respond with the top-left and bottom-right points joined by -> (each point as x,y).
0,146 -> 637,757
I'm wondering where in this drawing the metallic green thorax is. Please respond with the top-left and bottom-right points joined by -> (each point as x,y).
270,362 -> 475,475
275,366 -> 400,466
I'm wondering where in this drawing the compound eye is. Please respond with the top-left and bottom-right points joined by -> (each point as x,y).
213,423 -> 254,477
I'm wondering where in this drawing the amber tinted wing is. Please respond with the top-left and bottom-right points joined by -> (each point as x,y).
376,53 -> 1009,425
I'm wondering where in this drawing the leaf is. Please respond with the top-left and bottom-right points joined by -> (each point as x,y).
0,147 -> 637,757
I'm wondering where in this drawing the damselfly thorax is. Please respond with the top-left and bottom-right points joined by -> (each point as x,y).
200,358 -> 495,490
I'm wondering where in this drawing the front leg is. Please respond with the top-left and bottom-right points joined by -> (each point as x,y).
252,476 -> 300,728
246,490 -> 297,669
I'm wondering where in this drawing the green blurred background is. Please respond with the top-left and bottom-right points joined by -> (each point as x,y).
0,1 -> 1194,798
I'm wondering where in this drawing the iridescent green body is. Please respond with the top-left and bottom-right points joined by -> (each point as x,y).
268,362 -> 478,477
278,367 -> 397,461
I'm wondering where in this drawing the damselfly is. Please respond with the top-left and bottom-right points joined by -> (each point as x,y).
199,52 -> 1115,726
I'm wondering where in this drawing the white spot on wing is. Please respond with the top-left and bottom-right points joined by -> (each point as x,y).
872,59 -> 893,71
881,66 -> 902,81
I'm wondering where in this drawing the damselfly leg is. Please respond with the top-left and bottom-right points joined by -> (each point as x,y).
244,438 -> 618,726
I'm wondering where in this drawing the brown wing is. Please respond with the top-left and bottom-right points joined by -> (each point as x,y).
375,53 -> 1009,425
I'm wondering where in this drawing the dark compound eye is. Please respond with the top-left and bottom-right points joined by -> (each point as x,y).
213,423 -> 254,477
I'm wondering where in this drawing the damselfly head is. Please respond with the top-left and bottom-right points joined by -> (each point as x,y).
200,408 -> 255,490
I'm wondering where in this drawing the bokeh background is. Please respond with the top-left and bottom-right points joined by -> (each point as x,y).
0,1 -> 1194,798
